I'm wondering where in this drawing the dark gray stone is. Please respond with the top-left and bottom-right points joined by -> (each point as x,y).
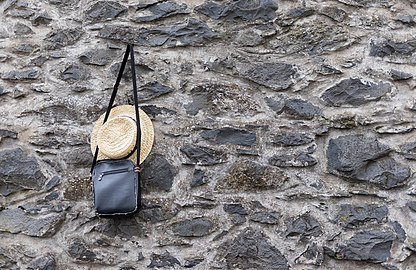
284,99 -> 322,119
60,65 -> 90,83
327,135 -> 410,189
191,169 -> 207,187
322,78 -> 392,106
180,145 -> 226,166
265,96 -> 285,114
0,208 -> 64,237
13,22 -> 34,35
138,82 -> 174,101
79,49 -> 116,66
399,141 -> 416,160
390,69 -> 413,80
0,129 -> 17,140
172,217 -> 214,237
85,1 -> 127,22
45,28 -> 83,49
200,127 -> 256,146
141,154 -> 176,192
333,230 -> 395,263
337,0 -> 390,7
7,6 -> 35,18
396,14 -> 415,24
132,1 -> 188,22
295,243 -> 324,265
1,68 -> 40,80
196,0 -> 278,21
0,148 -> 47,195
62,146 -> 92,168
317,64 -> 343,75
13,43 -> 39,55
141,105 -> 176,118
335,204 -> 388,228
68,240 -> 97,262
218,159 -> 287,191
277,7 -> 314,27
250,211 -> 280,225
219,228 -> 289,270
148,252 -> 180,268
184,258 -> 204,268
320,6 -> 347,22
28,256 -> 56,270
241,62 -> 297,90
224,204 -> 247,215
139,199 -> 180,223
98,18 -> 216,47
31,12 -> 53,26
271,133 -> 314,146
94,218 -> 146,239
285,214 -> 322,239
391,221 -> 406,242
407,201 -> 416,212
370,39 -> 416,58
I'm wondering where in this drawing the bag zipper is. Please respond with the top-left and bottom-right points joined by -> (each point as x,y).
98,168 -> 131,181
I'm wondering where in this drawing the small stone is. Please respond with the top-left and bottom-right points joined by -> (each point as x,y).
180,145 -> 226,166
327,134 -> 410,189
172,217 -> 214,237
317,64 -> 342,75
94,218 -> 147,239
399,141 -> 416,160
319,6 -> 347,22
98,18 -> 216,47
184,258 -> 204,268
28,256 -> 56,270
396,14 -> 415,24
68,240 -> 97,262
250,211 -> 280,225
139,198 -> 180,223
333,230 -> 395,263
223,204 -> 247,215
407,201 -> 416,212
391,221 -> 406,242
271,133 -> 314,146
0,208 -> 64,237
138,82 -> 174,101
60,65 -> 90,83
12,43 -> 39,55
45,28 -> 83,49
31,12 -> 53,26
390,69 -> 413,80
148,251 -> 180,268
241,62 -> 297,90
0,148 -> 47,195
196,0 -> 278,21
190,169 -> 207,188
218,228 -> 289,270
141,105 -> 176,118
13,22 -> 34,35
62,146 -> 92,168
218,159 -> 287,191
265,96 -> 285,114
322,78 -> 392,107
141,154 -> 177,192
132,1 -> 188,22
335,204 -> 388,228
0,129 -> 17,140
295,243 -> 324,265
284,99 -> 322,119
1,68 -> 40,80
200,127 -> 256,146
79,49 -> 117,66
269,146 -> 317,167
85,1 -> 127,22
285,214 -> 322,240
370,39 -> 416,58
337,0 -> 390,7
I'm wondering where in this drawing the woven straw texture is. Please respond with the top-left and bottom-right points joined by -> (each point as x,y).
91,105 -> 154,164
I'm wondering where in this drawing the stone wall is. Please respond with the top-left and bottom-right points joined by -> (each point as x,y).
1,0 -> 416,269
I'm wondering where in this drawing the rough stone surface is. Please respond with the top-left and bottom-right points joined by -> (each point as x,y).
1,1 -> 416,269
98,18 -> 216,47
327,135 -> 410,189
329,230 -> 396,263
172,217 -> 214,237
200,127 -> 256,146
218,228 -> 289,270
322,78 -> 392,107
335,204 -> 389,228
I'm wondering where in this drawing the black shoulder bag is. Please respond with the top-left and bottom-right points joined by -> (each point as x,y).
90,44 -> 141,217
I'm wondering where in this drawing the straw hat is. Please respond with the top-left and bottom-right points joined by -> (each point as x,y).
90,105 -> 154,165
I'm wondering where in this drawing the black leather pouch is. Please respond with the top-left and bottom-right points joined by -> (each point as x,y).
91,160 -> 139,216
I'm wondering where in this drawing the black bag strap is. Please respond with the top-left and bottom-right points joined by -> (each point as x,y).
90,44 -> 141,175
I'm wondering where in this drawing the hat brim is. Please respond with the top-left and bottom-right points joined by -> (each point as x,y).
90,105 -> 154,165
